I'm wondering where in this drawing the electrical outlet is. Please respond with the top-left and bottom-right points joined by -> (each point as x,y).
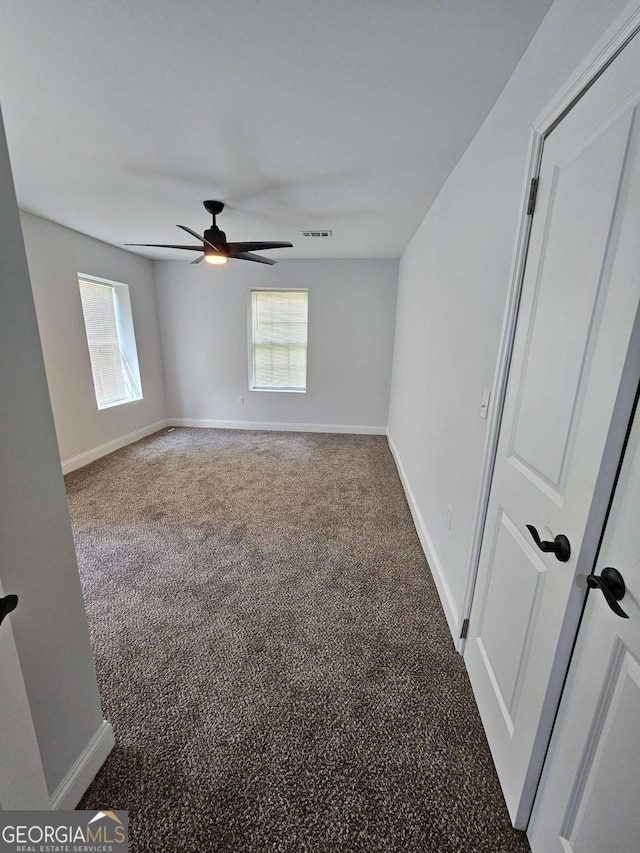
446,506 -> 453,530
237,396 -> 244,406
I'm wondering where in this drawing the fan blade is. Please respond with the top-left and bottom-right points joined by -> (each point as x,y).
124,243 -> 204,250
176,224 -> 223,254
191,255 -> 205,265
227,241 -> 293,253
231,252 -> 277,266
175,224 -> 204,241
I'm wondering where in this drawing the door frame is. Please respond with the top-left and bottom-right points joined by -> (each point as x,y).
460,0 -> 640,829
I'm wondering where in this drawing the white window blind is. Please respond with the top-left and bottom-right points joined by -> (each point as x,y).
78,278 -> 141,409
251,290 -> 308,391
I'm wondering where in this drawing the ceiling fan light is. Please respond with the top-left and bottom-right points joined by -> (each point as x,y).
205,255 -> 227,265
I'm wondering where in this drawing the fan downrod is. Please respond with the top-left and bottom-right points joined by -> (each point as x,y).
203,200 -> 225,222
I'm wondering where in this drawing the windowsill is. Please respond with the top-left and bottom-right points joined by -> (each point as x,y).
250,388 -> 306,394
97,395 -> 143,411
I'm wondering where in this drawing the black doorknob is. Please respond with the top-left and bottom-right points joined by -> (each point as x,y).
587,567 -> 629,619
0,594 -> 19,627
526,525 -> 571,562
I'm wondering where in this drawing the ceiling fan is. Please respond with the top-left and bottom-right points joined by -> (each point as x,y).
125,200 -> 293,266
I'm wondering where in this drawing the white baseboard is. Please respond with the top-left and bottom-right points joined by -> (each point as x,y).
386,429 -> 460,645
61,420 -> 169,474
61,419 -> 385,474
168,418 -> 387,435
50,720 -> 115,810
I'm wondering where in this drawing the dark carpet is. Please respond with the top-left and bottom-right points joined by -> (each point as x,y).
70,428 -> 529,853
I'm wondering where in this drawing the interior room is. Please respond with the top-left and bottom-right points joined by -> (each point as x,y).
1,2 -> 639,851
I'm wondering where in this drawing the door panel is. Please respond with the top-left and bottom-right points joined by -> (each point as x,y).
528,398 -> 640,853
476,509 -> 548,731
510,114 -> 632,491
465,31 -> 640,826
567,647 -> 640,852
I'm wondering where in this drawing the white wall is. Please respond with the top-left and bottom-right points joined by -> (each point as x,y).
20,212 -> 167,468
0,106 -> 107,798
155,258 -> 398,431
387,0 -> 630,635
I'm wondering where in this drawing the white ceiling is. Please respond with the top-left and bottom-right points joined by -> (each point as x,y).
0,0 -> 553,261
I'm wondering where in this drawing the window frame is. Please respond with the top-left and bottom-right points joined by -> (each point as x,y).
247,288 -> 309,394
77,273 -> 144,411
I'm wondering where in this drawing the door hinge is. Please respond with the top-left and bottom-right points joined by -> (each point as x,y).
527,177 -> 539,216
460,618 -> 470,640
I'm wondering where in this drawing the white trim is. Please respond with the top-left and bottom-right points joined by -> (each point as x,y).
460,132 -> 543,651
386,429 -> 459,641
533,2 -> 640,134
248,288 -> 309,394
50,720 -> 115,810
61,420 -> 169,473
77,275 -> 144,411
77,271 -> 129,290
168,418 -> 386,435
60,418 -> 387,474
462,1 -> 640,649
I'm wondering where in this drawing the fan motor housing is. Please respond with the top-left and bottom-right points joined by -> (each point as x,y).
204,226 -> 228,254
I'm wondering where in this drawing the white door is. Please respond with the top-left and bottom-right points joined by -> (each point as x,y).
465,32 -> 640,827
0,578 -> 50,809
528,386 -> 640,853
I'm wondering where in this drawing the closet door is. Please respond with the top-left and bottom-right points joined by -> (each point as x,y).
0,581 -> 49,809
464,30 -> 640,826
528,384 -> 640,853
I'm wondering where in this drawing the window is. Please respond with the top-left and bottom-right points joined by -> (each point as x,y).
78,275 -> 143,409
250,290 -> 308,392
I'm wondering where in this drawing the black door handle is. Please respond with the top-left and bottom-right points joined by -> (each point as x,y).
0,594 -> 19,627
587,567 -> 629,619
526,525 -> 571,562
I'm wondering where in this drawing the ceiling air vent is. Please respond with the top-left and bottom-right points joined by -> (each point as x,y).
300,230 -> 332,238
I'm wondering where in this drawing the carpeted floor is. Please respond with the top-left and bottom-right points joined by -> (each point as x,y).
70,428 -> 529,853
